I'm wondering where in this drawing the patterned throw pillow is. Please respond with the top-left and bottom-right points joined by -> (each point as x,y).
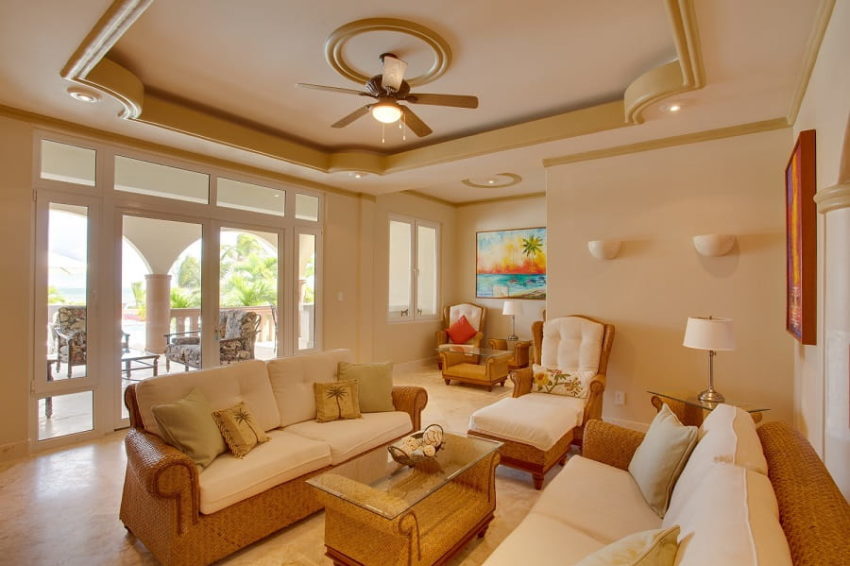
314,379 -> 361,423
211,401 -> 270,458
532,367 -> 591,398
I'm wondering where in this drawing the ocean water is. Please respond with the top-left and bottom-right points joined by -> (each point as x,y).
476,274 -> 546,299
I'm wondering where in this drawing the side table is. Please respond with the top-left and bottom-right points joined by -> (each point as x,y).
648,390 -> 768,426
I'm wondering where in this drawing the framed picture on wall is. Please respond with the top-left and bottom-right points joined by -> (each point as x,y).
785,129 -> 816,345
476,227 -> 546,299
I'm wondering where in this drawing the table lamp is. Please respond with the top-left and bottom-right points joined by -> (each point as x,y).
683,316 -> 735,403
502,300 -> 521,341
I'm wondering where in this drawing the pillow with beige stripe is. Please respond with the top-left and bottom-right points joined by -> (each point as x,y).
628,404 -> 698,517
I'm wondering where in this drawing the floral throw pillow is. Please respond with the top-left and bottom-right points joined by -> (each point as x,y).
532,367 -> 592,398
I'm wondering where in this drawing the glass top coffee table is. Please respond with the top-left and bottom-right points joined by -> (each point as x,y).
308,431 -> 501,565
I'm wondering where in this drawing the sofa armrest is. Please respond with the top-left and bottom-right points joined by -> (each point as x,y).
510,366 -> 533,397
582,419 -> 645,471
125,428 -> 199,504
391,385 -> 428,431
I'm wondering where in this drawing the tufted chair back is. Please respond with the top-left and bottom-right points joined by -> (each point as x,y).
445,303 -> 485,331
532,315 -> 614,375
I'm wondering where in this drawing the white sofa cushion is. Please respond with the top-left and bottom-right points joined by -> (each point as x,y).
266,349 -> 353,427
135,360 -> 280,437
662,463 -> 792,566
198,429 -> 331,514
540,317 -> 604,374
669,404 -> 768,516
534,456 -> 662,543
285,411 -> 412,465
449,303 -> 482,331
468,393 -> 584,451
483,512 -> 606,566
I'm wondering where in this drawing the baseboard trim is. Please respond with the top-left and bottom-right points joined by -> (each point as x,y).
393,358 -> 436,373
0,440 -> 28,461
605,417 -> 650,432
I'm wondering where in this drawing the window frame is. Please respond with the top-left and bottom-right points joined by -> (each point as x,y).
387,214 -> 440,323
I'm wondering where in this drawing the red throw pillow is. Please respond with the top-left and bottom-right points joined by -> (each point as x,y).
447,315 -> 477,344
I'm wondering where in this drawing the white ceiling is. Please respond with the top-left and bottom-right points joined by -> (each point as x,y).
0,0 -> 826,203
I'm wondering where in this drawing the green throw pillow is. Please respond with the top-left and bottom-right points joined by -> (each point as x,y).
628,404 -> 698,518
152,388 -> 226,468
576,526 -> 680,566
338,361 -> 395,413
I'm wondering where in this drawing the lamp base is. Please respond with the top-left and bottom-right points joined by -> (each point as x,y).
506,334 -> 518,341
697,389 -> 725,404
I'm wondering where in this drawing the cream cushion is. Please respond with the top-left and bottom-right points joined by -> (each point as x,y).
266,349 -> 353,426
628,404 -> 698,517
448,303 -> 482,331
540,317 -> 604,373
198,429 -> 331,514
468,393 -> 584,451
669,404 -> 768,516
662,463 -> 792,566
576,526 -> 680,566
285,411 -> 412,465
535,456 -> 662,543
483,512 -> 606,566
136,360 -> 280,437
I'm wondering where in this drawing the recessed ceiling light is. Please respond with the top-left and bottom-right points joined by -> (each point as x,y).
67,87 -> 101,103
348,171 -> 369,179
487,179 -> 495,184
663,102 -> 682,113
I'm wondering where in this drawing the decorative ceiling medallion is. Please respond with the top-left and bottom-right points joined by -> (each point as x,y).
325,18 -> 451,87
462,173 -> 522,189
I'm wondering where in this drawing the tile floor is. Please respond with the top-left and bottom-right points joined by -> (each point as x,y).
0,361 -> 571,565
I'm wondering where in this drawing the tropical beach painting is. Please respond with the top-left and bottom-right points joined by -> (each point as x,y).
477,227 -> 546,299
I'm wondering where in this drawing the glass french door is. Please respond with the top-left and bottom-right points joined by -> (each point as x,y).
33,195 -> 99,444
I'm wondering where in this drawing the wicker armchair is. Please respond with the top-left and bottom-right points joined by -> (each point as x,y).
468,315 -> 615,489
49,306 -> 129,377
164,309 -> 260,371
435,303 -> 486,368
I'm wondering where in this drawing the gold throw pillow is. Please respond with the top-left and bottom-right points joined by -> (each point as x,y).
211,401 -> 269,458
314,380 -> 361,423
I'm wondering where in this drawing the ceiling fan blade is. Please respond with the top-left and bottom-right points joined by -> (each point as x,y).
380,54 -> 407,92
331,105 -> 371,128
296,83 -> 369,97
401,106 -> 433,137
406,93 -> 479,109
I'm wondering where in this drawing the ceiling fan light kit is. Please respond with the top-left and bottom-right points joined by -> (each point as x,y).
297,41 -> 477,139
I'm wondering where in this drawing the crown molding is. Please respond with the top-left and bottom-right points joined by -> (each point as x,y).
402,190 -> 457,207
786,0 -> 836,125
59,0 -> 710,176
543,118 -> 789,168
457,191 -> 546,208
814,183 -> 850,214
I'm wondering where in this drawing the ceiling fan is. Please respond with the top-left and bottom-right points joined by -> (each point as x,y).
297,53 -> 478,137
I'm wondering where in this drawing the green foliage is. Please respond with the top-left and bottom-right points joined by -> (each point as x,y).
220,234 -> 278,307
521,235 -> 543,258
130,281 -> 147,319
170,287 -> 200,308
47,286 -> 66,305
177,256 -> 201,288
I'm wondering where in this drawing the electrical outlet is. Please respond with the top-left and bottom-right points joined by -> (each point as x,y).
614,391 -> 626,406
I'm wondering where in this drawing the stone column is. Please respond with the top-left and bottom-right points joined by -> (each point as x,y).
145,273 -> 171,354
814,181 -> 850,499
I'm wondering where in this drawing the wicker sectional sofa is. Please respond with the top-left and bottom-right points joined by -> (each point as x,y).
120,349 -> 427,566
484,407 -> 850,565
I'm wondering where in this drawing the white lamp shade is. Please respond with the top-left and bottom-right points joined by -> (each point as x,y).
683,317 -> 735,351
502,300 -> 521,316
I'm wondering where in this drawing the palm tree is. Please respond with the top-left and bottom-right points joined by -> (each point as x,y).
233,405 -> 261,444
325,385 -> 348,419
521,235 -> 543,258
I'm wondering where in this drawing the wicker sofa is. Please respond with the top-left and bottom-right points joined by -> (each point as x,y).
120,349 -> 427,566
484,407 -> 850,565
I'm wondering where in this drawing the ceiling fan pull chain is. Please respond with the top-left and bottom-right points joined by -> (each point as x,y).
381,122 -> 386,144
401,113 -> 406,141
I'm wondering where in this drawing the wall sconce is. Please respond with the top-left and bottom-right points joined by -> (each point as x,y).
587,240 -> 622,260
692,234 -> 736,257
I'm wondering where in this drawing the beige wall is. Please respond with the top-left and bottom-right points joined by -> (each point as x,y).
546,128 -> 794,428
368,192 -> 457,363
792,0 -> 850,496
454,197 -> 547,342
0,116 -> 35,458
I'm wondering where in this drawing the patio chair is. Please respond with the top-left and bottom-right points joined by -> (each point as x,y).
468,315 -> 615,489
49,306 -> 129,378
164,309 -> 261,371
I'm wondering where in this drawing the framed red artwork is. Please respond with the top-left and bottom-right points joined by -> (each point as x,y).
785,129 -> 817,345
